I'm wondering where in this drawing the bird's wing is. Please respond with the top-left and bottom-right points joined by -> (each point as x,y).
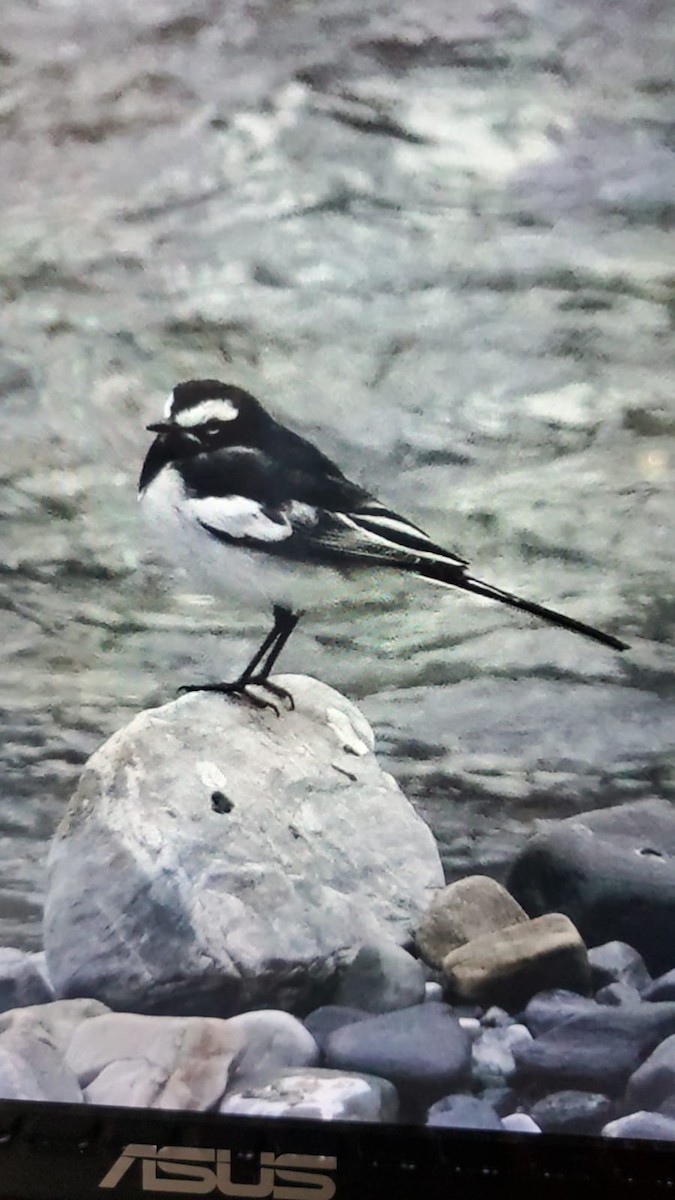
306,501 -> 469,570
182,446 -> 468,570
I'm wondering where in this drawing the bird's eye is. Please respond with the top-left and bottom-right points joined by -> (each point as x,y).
204,420 -> 221,435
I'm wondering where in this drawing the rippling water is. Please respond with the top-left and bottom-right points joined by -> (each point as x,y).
1,0 -> 674,949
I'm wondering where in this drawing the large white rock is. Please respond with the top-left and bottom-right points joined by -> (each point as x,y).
44,676 -> 442,1016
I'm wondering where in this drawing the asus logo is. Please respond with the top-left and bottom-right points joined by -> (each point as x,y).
99,1144 -> 337,1198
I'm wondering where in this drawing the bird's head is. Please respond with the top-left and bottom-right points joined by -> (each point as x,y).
147,379 -> 261,449
139,379 -> 262,492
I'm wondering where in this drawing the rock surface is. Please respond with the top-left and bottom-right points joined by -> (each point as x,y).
501,1113 -> 541,1134
414,876 -> 528,969
303,1005 -> 370,1050
529,1090 -> 614,1135
0,1023 -> 82,1103
643,970 -> 675,1003
509,800 -> 675,975
220,1067 -> 398,1122
66,1009 -> 318,1110
332,942 -> 426,1013
0,999 -> 110,1053
625,1034 -> 675,1113
324,1002 -> 471,1099
441,914 -> 590,1011
44,679 -> 443,1016
0,949 -> 54,1013
514,1003 -> 675,1094
522,990 -> 601,1037
471,1024 -> 533,1088
603,1112 -> 675,1141
588,942 -> 651,993
596,982 -> 642,1008
426,1093 -> 502,1130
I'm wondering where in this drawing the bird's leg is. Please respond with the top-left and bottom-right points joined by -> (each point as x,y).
237,606 -> 289,681
178,606 -> 301,713
254,607 -> 300,679
240,607 -> 301,709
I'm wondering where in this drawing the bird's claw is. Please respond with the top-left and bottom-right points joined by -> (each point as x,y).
177,677 -> 294,717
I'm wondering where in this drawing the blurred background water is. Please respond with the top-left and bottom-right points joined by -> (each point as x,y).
1,0 -> 674,950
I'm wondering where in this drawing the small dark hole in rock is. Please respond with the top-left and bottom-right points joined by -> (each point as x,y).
638,846 -> 663,857
289,825 -> 301,840
211,790 -> 234,814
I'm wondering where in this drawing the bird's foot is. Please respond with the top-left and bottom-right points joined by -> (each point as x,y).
177,677 -> 294,716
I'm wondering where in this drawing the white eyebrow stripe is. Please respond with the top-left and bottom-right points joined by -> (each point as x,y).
174,398 -> 239,426
163,394 -> 174,419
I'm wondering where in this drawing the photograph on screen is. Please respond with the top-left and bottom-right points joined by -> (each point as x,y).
1,0 -> 674,1182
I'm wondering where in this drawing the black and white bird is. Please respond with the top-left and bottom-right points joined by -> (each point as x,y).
139,379 -> 628,710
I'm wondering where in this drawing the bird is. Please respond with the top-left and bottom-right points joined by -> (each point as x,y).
138,379 -> 629,712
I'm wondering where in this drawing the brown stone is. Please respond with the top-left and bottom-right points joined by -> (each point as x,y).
415,876 -> 528,968
441,914 -> 590,1011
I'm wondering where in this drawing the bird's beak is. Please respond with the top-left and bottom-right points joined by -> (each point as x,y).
146,421 -> 174,434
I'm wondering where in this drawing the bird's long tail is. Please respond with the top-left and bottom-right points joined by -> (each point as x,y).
415,561 -> 629,651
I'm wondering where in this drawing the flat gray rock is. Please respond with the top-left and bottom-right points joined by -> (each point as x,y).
44,678 -> 443,1016
514,1003 -> 675,1094
324,1002 -> 470,1097
220,1067 -> 398,1122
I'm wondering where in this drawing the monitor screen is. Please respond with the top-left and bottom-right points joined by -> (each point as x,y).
1,0 -> 674,1194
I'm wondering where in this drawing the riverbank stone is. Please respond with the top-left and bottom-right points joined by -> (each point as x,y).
324,1002 -> 470,1099
44,678 -> 443,1016
220,1067 -> 398,1122
514,1003 -> 675,1094
414,876 -> 528,969
588,941 -> 651,993
603,1112 -> 675,1140
529,1090 -> 614,1135
331,942 -> 426,1012
509,799 -> 675,975
66,1009 -> 317,1110
521,990 -> 601,1036
426,1094 -> 502,1130
625,1033 -> 675,1112
441,914 -> 590,1011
